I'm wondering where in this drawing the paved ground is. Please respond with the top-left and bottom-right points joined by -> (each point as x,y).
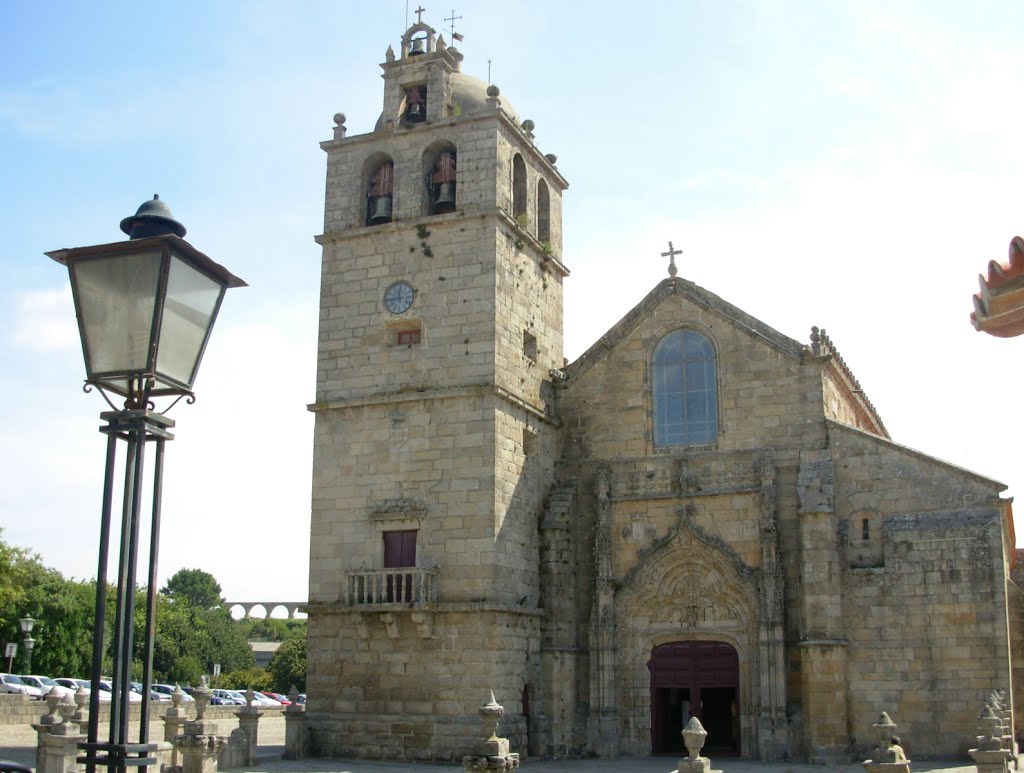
0,717 -> 982,772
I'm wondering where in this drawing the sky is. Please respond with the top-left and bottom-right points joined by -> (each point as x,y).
2,1 -> 1023,607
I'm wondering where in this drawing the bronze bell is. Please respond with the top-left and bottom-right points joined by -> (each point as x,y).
406,102 -> 425,123
368,195 -> 393,225
409,37 -> 425,56
433,182 -> 456,213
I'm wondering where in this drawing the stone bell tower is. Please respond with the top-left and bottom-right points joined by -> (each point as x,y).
305,14 -> 569,760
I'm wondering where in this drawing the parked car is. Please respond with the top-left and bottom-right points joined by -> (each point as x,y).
18,675 -> 75,701
98,680 -> 141,702
260,691 -> 291,706
130,682 -> 170,701
0,674 -> 43,699
152,683 -> 193,702
246,691 -> 281,707
53,678 -> 102,699
210,689 -> 244,706
295,693 -> 306,705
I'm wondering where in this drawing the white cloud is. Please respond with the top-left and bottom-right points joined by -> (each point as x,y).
12,284 -> 77,351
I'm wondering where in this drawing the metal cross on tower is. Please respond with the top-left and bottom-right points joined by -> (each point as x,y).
662,241 -> 682,277
445,9 -> 464,41
415,5 -> 426,23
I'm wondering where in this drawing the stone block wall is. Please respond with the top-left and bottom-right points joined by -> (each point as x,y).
306,606 -> 539,761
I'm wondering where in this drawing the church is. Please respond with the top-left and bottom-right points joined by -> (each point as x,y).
304,16 -> 1022,763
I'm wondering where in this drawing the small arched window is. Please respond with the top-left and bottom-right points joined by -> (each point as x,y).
366,158 -> 394,226
652,329 -> 718,447
537,179 -> 550,244
861,518 -> 870,540
512,154 -> 527,222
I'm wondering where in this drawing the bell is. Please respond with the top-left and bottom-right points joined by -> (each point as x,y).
433,182 -> 456,213
368,195 -> 393,225
406,102 -> 425,123
409,37 -> 425,56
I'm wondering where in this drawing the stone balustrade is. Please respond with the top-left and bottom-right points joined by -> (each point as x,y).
346,567 -> 438,605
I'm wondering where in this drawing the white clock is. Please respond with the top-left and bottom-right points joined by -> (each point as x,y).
384,280 -> 415,314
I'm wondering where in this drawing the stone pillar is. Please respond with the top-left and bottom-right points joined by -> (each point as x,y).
462,691 -> 520,771
970,705 -> 1014,773
162,685 -> 190,769
234,689 -> 264,767
676,716 -> 710,773
796,449 -> 849,763
283,686 -> 309,760
756,449 -> 788,760
861,712 -> 910,773
173,677 -> 226,773
586,470 -> 619,758
35,693 -> 83,773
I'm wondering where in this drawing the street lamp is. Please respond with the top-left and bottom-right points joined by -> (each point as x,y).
47,195 -> 245,773
18,617 -> 35,673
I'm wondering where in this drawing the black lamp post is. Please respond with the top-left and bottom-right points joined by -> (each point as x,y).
47,196 -> 245,773
18,617 -> 35,674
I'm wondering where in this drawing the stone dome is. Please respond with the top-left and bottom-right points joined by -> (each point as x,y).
375,70 -> 518,131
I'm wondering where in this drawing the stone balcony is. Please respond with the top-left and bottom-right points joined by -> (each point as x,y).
346,567 -> 439,606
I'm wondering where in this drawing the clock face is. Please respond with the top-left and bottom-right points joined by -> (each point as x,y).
384,281 -> 415,314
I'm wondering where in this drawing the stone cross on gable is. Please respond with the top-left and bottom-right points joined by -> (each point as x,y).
415,5 -> 426,24
661,241 -> 682,278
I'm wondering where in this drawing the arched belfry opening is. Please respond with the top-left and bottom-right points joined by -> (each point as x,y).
424,141 -> 457,215
512,154 -> 527,221
537,179 -> 550,243
648,641 -> 740,756
364,154 -> 395,226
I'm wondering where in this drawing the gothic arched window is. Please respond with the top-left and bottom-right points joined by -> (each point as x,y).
512,154 -> 527,222
537,179 -> 550,244
652,329 -> 718,447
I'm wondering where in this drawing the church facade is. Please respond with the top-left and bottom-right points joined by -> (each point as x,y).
305,19 -> 1022,763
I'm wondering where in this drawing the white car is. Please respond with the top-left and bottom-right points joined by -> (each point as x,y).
18,675 -> 75,701
54,677 -> 103,700
0,673 -> 44,699
246,691 -> 282,707
98,679 -> 142,702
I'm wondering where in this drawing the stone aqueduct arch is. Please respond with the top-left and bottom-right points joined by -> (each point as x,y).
226,601 -> 306,620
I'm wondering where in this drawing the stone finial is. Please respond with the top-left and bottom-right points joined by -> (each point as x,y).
479,690 -> 503,740
521,119 -> 535,140
51,693 -> 78,736
172,684 -> 184,708
245,687 -> 255,707
677,716 -> 710,773
682,716 -> 707,758
288,685 -> 300,704
486,85 -> 501,110
72,685 -> 88,726
810,326 -> 821,356
385,44 -> 395,63
39,687 -> 63,726
544,153 -> 558,166
333,113 -> 347,140
193,675 -> 212,720
873,711 -> 897,747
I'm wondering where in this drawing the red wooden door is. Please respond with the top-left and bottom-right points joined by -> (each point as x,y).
648,641 -> 739,754
383,530 -> 416,601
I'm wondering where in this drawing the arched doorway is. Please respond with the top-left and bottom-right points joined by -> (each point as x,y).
648,641 -> 739,755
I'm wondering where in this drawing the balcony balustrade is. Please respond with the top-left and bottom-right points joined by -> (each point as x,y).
346,567 -> 438,606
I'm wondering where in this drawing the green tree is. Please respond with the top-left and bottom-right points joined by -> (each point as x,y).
267,636 -> 306,693
219,666 -> 271,691
0,529 -> 97,677
239,617 -> 307,642
161,569 -> 223,610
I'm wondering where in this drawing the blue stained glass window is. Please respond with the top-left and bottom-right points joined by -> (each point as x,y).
653,330 -> 718,446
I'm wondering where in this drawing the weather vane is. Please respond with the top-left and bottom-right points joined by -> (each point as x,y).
445,9 -> 464,42
662,241 -> 682,277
